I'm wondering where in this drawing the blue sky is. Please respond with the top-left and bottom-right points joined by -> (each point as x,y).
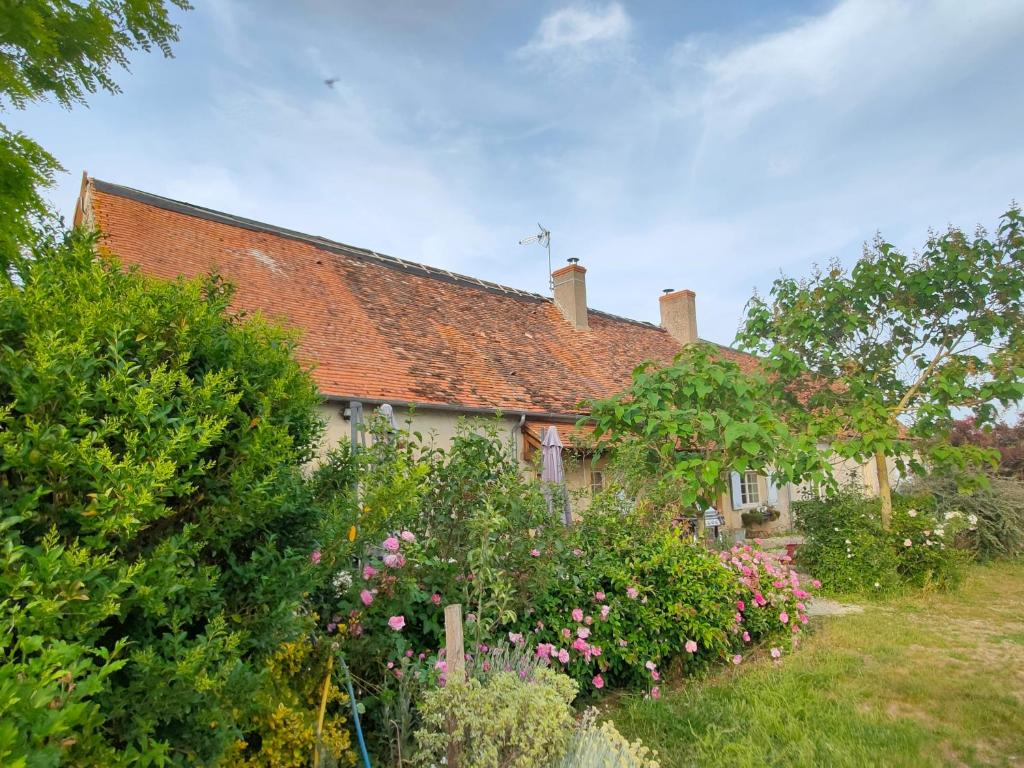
13,0 -> 1024,345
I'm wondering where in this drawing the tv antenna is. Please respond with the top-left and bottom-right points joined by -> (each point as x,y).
518,223 -> 552,290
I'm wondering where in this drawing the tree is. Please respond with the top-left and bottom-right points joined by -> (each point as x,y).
0,0 -> 190,272
950,414 -> 1024,479
737,207 -> 1024,528
587,343 -> 830,515
0,232 -> 323,764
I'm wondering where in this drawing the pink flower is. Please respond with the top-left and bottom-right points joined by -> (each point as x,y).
742,631 -> 751,643
572,608 -> 584,622
732,654 -> 743,665
812,579 -> 822,589
779,612 -> 789,624
508,632 -> 524,645
310,550 -> 322,565
618,639 -> 628,647
650,686 -> 661,700
595,591 -> 606,602
592,674 -> 604,689
362,565 -> 377,580
584,615 -> 593,625
530,549 -> 541,557
651,670 -> 660,681
557,649 -> 570,664
383,553 -> 405,568
360,589 -> 374,606
577,626 -> 591,639
736,600 -> 746,612
645,660 -> 657,671
600,605 -> 611,620
431,593 -> 442,605
535,643 -> 554,659
770,647 -> 782,659
685,640 -> 698,654
400,530 -> 416,543
754,592 -> 767,607
572,548 -> 584,556
383,537 -> 400,552
561,628 -> 572,639
572,638 -> 589,652
388,615 -> 405,631
626,587 -> 639,600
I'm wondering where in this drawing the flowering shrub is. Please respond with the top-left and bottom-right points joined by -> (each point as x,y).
413,668 -> 578,768
718,542 -> 813,652
795,487 -> 969,594
560,709 -> 660,768
521,504 -> 743,692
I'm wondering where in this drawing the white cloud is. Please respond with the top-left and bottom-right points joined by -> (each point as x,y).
517,2 -> 630,59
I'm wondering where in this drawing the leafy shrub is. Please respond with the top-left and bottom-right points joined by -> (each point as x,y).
228,638 -> 357,768
560,710 -> 659,768
0,234 -> 324,764
904,473 -> 1024,561
413,668 -> 577,768
795,487 -> 968,595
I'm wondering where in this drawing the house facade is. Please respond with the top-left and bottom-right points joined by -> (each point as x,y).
73,175 -> 881,533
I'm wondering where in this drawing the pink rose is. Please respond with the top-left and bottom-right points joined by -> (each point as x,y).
645,661 -> 657,671
736,600 -> 746,612
651,670 -> 660,681
535,643 -> 554,659
561,628 -> 571,639
732,654 -> 743,665
431,593 -> 442,605
685,640 -> 698,654
770,647 -> 782,659
576,626 -> 591,639
742,631 -> 750,643
383,553 -> 405,568
595,591 -> 606,602
362,565 -> 377,580
382,537 -> 400,552
571,608 -> 584,622
618,639 -> 628,647
400,530 -> 416,543
310,550 -> 322,565
650,686 -> 661,700
600,605 -> 611,620
779,612 -> 789,624
508,632 -> 524,645
530,549 -> 541,557
388,615 -> 405,631
592,674 -> 604,689
557,649 -> 570,664
626,587 -> 639,600
360,589 -> 374,606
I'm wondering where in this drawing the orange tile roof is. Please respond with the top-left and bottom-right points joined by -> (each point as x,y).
78,177 -> 759,417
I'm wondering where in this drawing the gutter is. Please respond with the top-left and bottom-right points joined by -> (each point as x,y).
321,394 -> 590,424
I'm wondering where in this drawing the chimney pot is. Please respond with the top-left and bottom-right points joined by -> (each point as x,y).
567,257 -> 579,264
659,288 -> 698,345
551,261 -> 589,330
662,288 -> 673,294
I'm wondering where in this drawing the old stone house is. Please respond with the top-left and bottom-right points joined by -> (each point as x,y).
73,175 -> 887,532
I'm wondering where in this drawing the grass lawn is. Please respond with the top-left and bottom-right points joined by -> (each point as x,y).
610,559 -> 1024,768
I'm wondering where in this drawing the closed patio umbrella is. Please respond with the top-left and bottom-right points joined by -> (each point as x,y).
541,425 -> 572,525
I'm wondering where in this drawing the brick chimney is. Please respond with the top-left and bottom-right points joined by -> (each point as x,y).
552,258 -> 588,330
659,288 -> 698,345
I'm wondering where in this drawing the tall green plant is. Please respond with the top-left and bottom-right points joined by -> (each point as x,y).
588,343 -> 830,512
737,208 -> 1024,527
0,232 -> 323,765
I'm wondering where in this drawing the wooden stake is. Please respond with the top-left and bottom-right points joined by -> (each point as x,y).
313,653 -> 334,768
444,604 -> 465,684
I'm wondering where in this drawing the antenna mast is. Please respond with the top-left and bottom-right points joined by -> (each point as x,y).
518,224 -> 553,290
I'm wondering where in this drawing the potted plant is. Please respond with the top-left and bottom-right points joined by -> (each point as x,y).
740,503 -> 781,530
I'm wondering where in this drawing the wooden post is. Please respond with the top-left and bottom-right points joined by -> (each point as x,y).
444,604 -> 465,684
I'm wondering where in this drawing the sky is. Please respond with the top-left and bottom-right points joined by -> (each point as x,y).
12,0 -> 1024,346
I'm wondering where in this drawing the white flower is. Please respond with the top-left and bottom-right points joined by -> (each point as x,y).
874,582 -> 881,588
331,571 -> 353,594
907,509 -> 918,518
934,527 -> 944,537
967,514 -> 979,530
903,539 -> 913,547
945,510 -> 962,520
833,527 -> 840,532
845,539 -> 852,545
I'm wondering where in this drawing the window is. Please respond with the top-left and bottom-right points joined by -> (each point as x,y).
590,470 -> 605,496
739,471 -> 761,506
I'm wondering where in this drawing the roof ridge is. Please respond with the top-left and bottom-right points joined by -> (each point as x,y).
89,177 -> 668,330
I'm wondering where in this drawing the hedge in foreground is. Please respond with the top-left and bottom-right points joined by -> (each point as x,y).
0,233 -> 323,765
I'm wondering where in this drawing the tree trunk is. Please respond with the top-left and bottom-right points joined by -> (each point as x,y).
875,449 -> 893,530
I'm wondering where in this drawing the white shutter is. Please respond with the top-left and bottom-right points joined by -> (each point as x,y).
767,475 -> 780,505
729,471 -> 743,508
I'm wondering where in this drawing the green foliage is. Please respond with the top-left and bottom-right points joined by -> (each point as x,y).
0,233 -> 323,765
904,472 -> 1024,561
588,343 -> 830,512
0,0 -> 189,274
413,668 -> 578,768
794,487 -> 968,595
737,208 -> 1024,515
525,502 -> 741,688
560,711 -> 659,768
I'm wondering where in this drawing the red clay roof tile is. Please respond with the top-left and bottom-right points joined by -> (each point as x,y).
82,177 -> 759,416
